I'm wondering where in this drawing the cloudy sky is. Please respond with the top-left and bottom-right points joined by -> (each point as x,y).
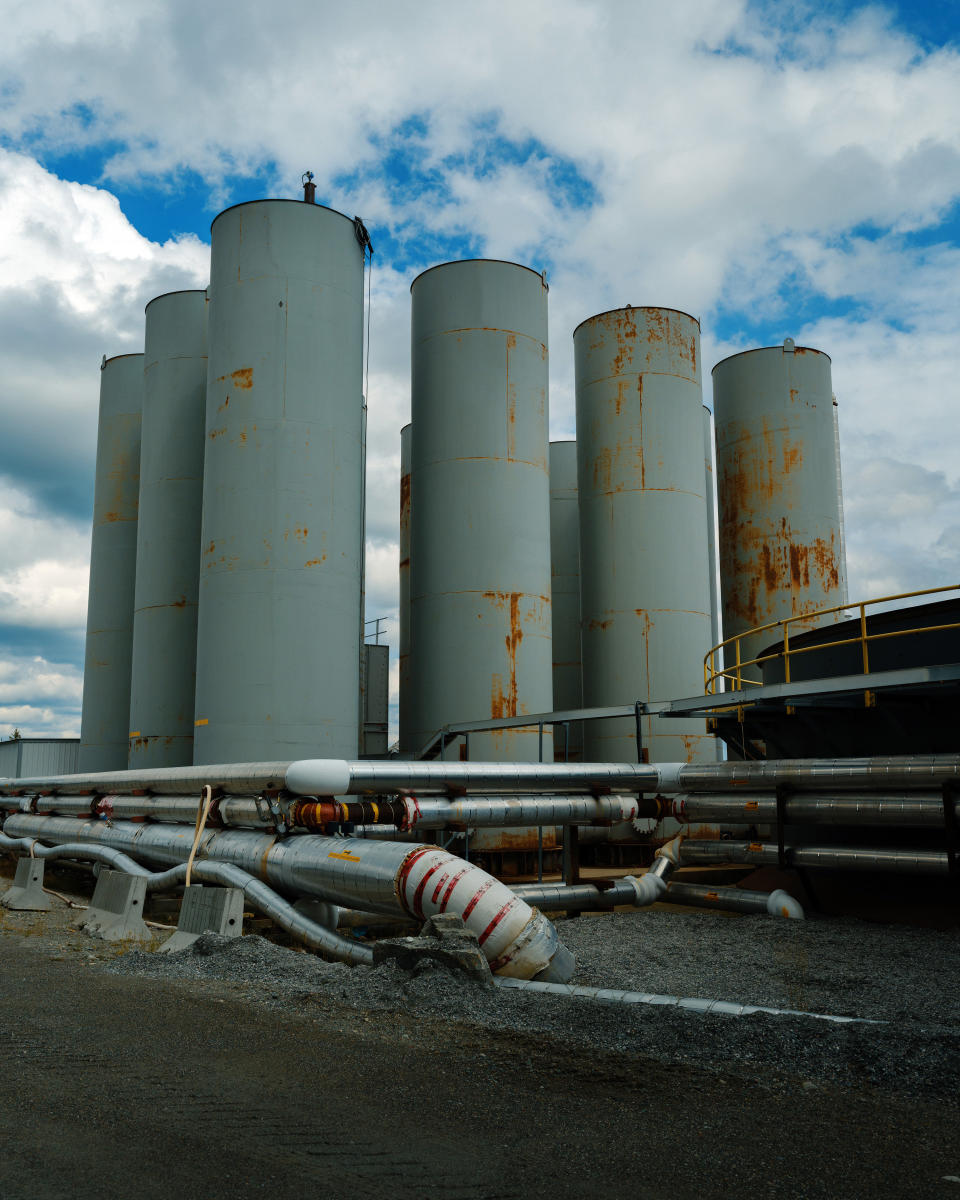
0,0 -> 958,739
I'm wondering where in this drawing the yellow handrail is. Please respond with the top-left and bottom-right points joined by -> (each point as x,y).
704,583 -> 960,696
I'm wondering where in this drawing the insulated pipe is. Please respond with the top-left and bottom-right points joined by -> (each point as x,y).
18,793 -> 643,830
1,815 -> 573,981
0,833 -> 372,964
493,978 -> 877,1024
672,756 -> 960,793
666,881 -> 805,919
668,792 -> 951,827
4,754 -> 960,800
0,754 -> 956,800
510,878 -> 804,919
398,794 -> 641,829
676,839 -> 949,875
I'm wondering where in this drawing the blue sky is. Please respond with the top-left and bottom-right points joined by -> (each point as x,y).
0,0 -> 959,739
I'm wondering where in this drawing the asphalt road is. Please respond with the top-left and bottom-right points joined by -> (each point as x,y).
1,929 -> 959,1200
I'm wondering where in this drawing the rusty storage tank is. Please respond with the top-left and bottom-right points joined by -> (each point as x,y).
78,354 -> 143,771
406,259 -> 553,774
703,405 -> 721,654
575,307 -> 714,765
398,422 -> 413,752
549,440 -> 582,761
193,200 -> 365,763
128,290 -> 207,768
712,339 -> 847,685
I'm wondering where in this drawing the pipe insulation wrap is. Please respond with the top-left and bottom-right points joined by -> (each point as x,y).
399,794 -> 641,829
1,815 -> 573,982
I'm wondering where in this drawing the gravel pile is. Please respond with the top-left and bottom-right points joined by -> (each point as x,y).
111,907 -> 960,1103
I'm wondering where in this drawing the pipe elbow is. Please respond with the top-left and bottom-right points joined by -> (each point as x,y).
622,871 -> 667,906
766,889 -> 805,920
656,834 -> 685,867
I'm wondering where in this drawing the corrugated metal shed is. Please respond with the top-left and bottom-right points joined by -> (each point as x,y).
0,739 -> 79,779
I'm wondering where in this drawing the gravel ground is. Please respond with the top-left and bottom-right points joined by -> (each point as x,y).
107,902 -> 960,1104
3,862 -> 960,1198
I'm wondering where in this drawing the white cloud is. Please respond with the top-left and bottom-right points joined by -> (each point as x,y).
0,0 -> 959,740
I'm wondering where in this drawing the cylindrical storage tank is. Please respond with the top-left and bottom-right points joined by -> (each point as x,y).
398,422 -> 413,752
193,200 -> 364,763
408,259 -> 553,771
575,307 -> 714,766
702,405 -> 723,762
549,440 -> 582,761
128,291 -> 207,768
703,406 -> 721,655
713,339 -> 847,684
79,354 -> 143,771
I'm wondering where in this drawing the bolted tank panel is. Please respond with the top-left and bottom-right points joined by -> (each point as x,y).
193,200 -> 364,763
79,354 -> 143,771
713,340 -> 847,684
575,307 -> 714,767
549,440 -> 582,761
128,290 -> 207,768
398,422 -> 413,752
408,259 -> 554,777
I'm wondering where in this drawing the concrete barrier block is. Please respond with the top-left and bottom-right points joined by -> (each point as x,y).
1,857 -> 52,912
76,870 -> 151,942
159,885 -> 244,954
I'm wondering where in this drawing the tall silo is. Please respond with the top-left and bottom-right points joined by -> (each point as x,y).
398,422 -> 413,752
703,405 -> 721,654
128,290 -> 207,768
713,339 -> 847,685
407,259 -> 553,766
78,354 -> 143,771
575,306 -> 713,765
549,440 -> 582,761
193,200 -> 365,764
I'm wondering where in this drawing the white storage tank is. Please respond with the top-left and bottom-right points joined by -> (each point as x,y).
549,440 -> 582,761
575,306 -> 714,765
712,340 -> 847,685
406,259 -> 554,767
128,290 -> 207,767
78,353 -> 143,771
193,199 -> 365,763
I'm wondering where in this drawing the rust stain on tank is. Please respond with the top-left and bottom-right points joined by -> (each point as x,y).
400,473 -> 411,522
506,333 -> 517,462
209,427 -> 226,440
789,542 -> 810,588
231,368 -> 253,389
295,526 -> 308,541
102,511 -> 121,523
609,309 -> 638,376
172,596 -> 187,608
592,447 -> 612,492
219,396 -> 230,412
238,428 -> 247,444
399,556 -> 410,569
305,556 -> 326,566
588,618 -> 611,632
